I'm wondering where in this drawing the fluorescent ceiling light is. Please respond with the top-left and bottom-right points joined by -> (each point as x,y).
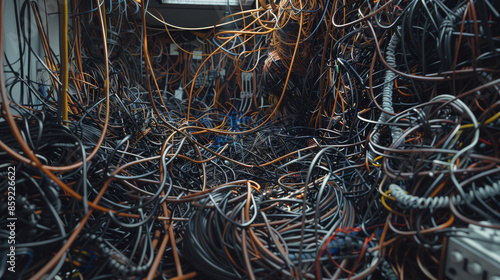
162,0 -> 252,6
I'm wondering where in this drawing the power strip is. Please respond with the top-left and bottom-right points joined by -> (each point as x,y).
445,224 -> 500,280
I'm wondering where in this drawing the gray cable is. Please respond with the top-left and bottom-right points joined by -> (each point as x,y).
389,181 -> 500,209
368,31 -> 403,162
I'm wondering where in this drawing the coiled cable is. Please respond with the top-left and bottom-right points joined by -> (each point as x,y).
368,31 -> 403,162
389,181 -> 500,209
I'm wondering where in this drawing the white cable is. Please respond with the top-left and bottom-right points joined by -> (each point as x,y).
146,9 -> 252,31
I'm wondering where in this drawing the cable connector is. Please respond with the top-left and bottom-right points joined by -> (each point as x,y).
241,72 -> 253,99
175,80 -> 184,100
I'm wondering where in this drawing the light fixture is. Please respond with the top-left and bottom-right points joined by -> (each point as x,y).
161,0 -> 252,6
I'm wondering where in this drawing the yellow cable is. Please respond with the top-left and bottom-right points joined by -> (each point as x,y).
372,155 -> 383,167
460,111 -> 500,129
381,190 -> 405,217
377,175 -> 396,201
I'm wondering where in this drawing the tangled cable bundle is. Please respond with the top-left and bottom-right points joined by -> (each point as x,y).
1,0 -> 500,279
